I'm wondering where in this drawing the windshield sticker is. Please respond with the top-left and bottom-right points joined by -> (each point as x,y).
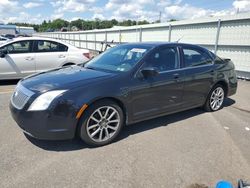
130,48 -> 147,53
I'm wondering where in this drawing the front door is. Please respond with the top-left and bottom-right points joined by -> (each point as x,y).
130,46 -> 184,121
0,40 -> 35,79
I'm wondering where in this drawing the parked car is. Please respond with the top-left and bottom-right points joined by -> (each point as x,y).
0,36 -> 8,41
0,37 -> 90,80
0,36 -> 9,45
4,34 -> 16,39
9,42 -> 237,146
61,27 -> 68,32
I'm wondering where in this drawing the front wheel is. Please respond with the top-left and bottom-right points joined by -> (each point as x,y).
78,100 -> 124,146
204,85 -> 225,112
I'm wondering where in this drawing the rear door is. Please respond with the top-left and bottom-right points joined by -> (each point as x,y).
181,46 -> 215,108
34,40 -> 68,73
0,40 -> 35,79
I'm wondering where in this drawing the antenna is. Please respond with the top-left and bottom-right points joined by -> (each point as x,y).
176,36 -> 184,43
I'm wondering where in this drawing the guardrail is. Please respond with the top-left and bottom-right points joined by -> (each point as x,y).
34,12 -> 250,79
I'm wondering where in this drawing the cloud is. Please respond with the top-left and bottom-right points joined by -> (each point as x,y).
51,13 -> 64,20
0,0 -> 19,13
53,0 -> 96,13
164,4 -> 212,19
92,13 -> 105,20
23,2 -> 43,9
1,0 -> 250,24
233,0 -> 250,12
104,0 -> 158,21
4,12 -> 43,24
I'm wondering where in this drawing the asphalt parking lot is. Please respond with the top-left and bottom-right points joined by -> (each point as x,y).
0,80 -> 250,188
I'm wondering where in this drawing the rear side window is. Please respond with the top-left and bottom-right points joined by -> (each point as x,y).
183,48 -> 212,67
35,40 -> 68,52
3,41 -> 31,54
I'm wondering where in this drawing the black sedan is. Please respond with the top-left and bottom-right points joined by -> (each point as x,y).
10,42 -> 237,146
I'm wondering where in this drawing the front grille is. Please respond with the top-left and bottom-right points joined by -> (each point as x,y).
11,84 -> 34,110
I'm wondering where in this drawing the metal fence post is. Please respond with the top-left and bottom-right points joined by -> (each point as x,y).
94,33 -> 97,51
86,33 -> 88,49
78,33 -> 80,48
73,33 -> 75,46
215,19 -> 221,54
119,30 -> 121,43
168,24 -> 172,42
139,27 -> 142,42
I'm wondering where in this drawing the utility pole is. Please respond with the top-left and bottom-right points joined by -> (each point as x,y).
159,11 -> 162,23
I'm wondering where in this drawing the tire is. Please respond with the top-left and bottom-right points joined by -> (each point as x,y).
78,100 -> 124,147
204,84 -> 225,112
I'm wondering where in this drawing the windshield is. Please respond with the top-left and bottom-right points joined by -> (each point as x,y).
85,44 -> 152,72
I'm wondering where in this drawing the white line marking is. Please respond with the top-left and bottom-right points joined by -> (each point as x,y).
0,91 -> 13,94
245,127 -> 250,131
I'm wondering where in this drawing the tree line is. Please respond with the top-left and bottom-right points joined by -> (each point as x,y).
9,18 -> 153,32
10,18 -> 178,32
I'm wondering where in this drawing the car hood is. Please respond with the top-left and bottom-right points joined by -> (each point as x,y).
20,65 -> 115,93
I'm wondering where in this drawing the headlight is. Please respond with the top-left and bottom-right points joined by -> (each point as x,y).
28,90 -> 66,111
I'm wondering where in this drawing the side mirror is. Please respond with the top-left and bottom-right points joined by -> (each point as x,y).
0,49 -> 8,58
140,67 -> 159,78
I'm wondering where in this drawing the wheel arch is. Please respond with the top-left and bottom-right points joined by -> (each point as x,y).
75,97 -> 128,137
88,97 -> 127,121
213,80 -> 229,97
62,62 -> 75,67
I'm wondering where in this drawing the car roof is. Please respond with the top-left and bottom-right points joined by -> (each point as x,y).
120,42 -> 211,53
120,42 -> 203,48
0,37 -> 75,48
8,37 -> 63,42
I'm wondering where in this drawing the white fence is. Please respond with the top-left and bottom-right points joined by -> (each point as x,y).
35,12 -> 250,79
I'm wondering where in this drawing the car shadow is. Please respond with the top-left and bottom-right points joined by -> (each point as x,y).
25,98 -> 236,152
0,79 -> 19,86
224,97 -> 236,107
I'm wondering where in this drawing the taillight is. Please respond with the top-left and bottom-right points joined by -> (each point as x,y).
83,53 -> 90,59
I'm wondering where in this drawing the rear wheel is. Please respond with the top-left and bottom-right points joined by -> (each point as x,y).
78,100 -> 124,146
204,84 -> 225,112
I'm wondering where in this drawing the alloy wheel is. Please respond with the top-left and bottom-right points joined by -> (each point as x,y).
210,87 -> 224,111
86,106 -> 120,142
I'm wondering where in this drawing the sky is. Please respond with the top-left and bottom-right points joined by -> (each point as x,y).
0,0 -> 250,24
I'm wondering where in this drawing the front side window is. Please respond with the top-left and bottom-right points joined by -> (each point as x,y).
36,40 -> 68,52
85,44 -> 152,72
183,48 -> 213,67
2,41 -> 31,54
143,47 -> 179,72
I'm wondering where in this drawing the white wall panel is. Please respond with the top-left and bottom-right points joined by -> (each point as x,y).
142,27 -> 169,42
219,20 -> 250,45
121,30 -> 138,42
34,12 -> 250,76
171,23 -> 217,44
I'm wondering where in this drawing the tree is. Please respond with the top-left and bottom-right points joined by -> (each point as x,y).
10,18 -> 153,32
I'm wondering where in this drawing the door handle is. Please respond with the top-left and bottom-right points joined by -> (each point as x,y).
173,73 -> 180,79
58,54 -> 66,58
210,70 -> 215,75
25,57 -> 34,61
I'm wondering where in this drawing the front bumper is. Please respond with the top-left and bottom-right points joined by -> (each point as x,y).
9,102 -> 78,140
